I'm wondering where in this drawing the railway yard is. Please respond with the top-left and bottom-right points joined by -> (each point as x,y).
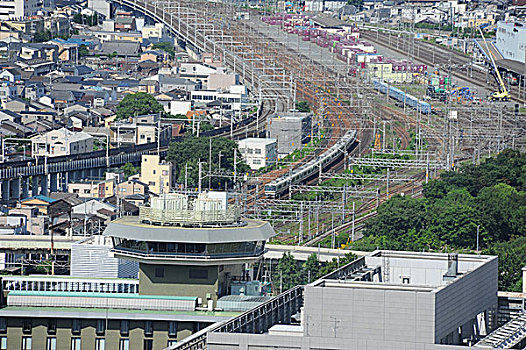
2,0 -> 526,250
89,0 -> 526,248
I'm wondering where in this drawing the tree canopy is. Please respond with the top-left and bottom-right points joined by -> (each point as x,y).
152,42 -> 175,59
352,149 -> 526,291
120,162 -> 139,178
116,92 -> 164,120
166,136 -> 249,188
272,252 -> 357,292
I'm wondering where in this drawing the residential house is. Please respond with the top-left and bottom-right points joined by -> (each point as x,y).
139,154 -> 173,195
155,90 -> 192,116
159,75 -> 198,92
20,195 -> 57,215
31,128 -> 94,158
0,68 -> 21,82
67,179 -> 115,199
138,79 -> 159,94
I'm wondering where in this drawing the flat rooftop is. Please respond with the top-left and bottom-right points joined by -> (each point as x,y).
104,216 -> 275,243
316,250 -> 496,291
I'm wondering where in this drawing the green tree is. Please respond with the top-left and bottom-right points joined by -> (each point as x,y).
78,44 -> 90,57
318,253 -> 358,277
302,253 -> 320,284
167,136 -> 249,188
116,92 -> 164,120
120,162 -> 139,178
152,42 -> 175,59
33,30 -> 51,43
275,252 -> 301,291
295,101 -> 310,112
484,237 -> 526,291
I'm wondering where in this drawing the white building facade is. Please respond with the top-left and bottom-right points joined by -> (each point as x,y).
31,128 -> 94,158
238,138 -> 278,170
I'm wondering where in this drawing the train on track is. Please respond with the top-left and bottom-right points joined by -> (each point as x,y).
373,80 -> 432,114
264,130 -> 358,197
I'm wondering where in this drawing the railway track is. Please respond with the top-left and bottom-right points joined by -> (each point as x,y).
361,29 -> 526,103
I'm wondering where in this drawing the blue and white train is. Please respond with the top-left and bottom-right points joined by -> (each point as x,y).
373,80 -> 432,114
264,130 -> 358,197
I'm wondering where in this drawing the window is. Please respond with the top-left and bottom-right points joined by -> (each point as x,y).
189,269 -> 208,279
96,320 -> 106,335
46,337 -> 56,350
22,320 -> 31,334
70,337 -> 81,350
155,268 -> 164,278
21,337 -> 31,350
0,336 -> 6,350
144,321 -> 153,336
47,319 -> 56,334
73,189 -> 79,193
95,338 -> 105,350
72,319 -> 81,335
255,148 -> 261,154
120,320 -> 129,336
83,189 -> 90,194
162,170 -> 169,176
168,322 -> 177,337
144,339 -> 153,350
148,181 -> 155,186
152,170 -> 156,175
0,318 -> 6,332
119,339 -> 129,350
167,340 -> 177,347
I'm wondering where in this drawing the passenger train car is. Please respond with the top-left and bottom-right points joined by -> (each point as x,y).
264,130 -> 358,197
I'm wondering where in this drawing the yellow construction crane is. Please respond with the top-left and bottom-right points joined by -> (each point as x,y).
478,26 -> 510,102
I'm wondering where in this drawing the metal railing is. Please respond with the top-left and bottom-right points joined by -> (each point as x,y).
167,285 -> 304,350
2,275 -> 139,294
139,206 -> 241,226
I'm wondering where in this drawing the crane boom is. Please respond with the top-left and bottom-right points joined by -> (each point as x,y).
478,26 -> 509,101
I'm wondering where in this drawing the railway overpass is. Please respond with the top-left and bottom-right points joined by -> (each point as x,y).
0,0 -> 293,205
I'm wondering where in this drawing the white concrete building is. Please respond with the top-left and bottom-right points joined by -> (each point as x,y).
496,21 -> 526,63
0,0 -> 41,20
31,128 -> 94,158
191,85 -> 248,111
238,138 -> 277,170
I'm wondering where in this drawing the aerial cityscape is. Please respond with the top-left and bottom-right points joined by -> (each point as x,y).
0,0 -> 524,348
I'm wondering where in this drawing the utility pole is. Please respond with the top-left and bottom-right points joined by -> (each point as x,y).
208,138 -> 212,189
351,202 -> 355,243
198,160 -> 202,193
233,148 -> 237,187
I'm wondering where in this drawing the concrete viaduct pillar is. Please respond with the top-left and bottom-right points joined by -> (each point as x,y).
1,180 -> 9,203
31,176 -> 39,197
61,172 -> 69,192
21,177 -> 29,199
40,175 -> 48,196
49,173 -> 58,193
9,177 -> 20,201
